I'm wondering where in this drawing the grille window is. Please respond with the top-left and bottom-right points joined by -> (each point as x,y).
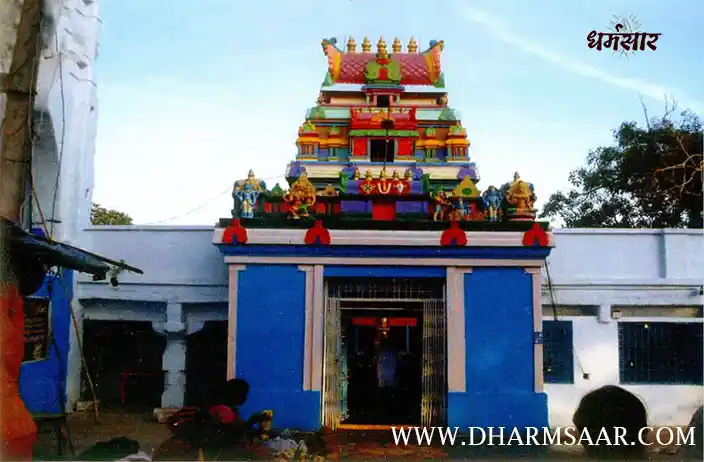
618,322 -> 703,385
543,320 -> 574,384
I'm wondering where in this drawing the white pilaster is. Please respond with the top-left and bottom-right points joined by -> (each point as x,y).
226,265 -> 246,380
447,267 -> 471,393
525,267 -> 544,393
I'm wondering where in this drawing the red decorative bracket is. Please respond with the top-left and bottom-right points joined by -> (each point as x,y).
222,219 -> 248,245
522,222 -> 549,247
440,221 -> 467,247
304,220 -> 331,245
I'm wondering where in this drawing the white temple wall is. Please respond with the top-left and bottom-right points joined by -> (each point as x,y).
74,227 -> 704,426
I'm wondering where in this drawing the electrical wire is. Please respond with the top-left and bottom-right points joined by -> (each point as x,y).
141,174 -> 286,225
31,178 -> 101,424
49,23 -> 67,239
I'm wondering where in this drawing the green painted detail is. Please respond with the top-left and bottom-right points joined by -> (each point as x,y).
449,124 -> 466,135
425,127 -> 436,137
329,126 -> 341,135
270,183 -> 284,196
439,107 -> 458,121
348,129 -> 419,137
300,121 -> 317,134
309,106 -> 327,119
322,72 -> 334,87
339,171 -> 349,193
433,72 -> 446,88
364,59 -> 402,84
422,174 -> 432,193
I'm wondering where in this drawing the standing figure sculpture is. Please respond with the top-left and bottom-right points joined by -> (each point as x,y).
232,170 -> 266,218
481,185 -> 504,222
236,184 -> 259,219
502,172 -> 536,220
431,191 -> 451,221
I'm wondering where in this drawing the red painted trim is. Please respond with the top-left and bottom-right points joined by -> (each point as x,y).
440,221 -> 467,246
222,219 -> 248,244
371,200 -> 396,221
351,317 -> 418,327
522,222 -> 549,247
304,221 -> 331,245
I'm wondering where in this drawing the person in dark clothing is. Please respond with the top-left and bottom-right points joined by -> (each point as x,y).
153,379 -> 265,461
573,385 -> 647,460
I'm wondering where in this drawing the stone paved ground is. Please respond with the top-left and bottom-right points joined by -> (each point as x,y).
32,410 -> 688,461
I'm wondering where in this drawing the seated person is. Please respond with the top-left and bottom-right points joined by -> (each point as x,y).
153,379 -> 267,460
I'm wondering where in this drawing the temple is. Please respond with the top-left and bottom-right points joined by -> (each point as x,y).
213,37 -> 554,432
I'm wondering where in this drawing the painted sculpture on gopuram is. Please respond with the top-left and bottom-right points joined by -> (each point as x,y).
232,170 -> 266,218
225,37 -> 538,225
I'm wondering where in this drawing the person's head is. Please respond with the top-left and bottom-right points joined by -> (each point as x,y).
573,385 -> 647,459
220,378 -> 250,407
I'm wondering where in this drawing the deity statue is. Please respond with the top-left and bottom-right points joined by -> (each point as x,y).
352,168 -> 361,180
283,172 -> 317,219
232,170 -> 266,218
431,191 -> 452,221
482,185 -> 504,222
235,183 -> 260,219
502,172 -> 536,220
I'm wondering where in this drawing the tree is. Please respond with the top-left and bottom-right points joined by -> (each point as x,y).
91,203 -> 133,225
541,105 -> 702,229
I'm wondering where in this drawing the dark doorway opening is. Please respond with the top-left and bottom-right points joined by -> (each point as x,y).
369,139 -> 394,163
82,320 -> 165,410
376,95 -> 390,108
185,321 -> 228,407
341,303 -> 423,425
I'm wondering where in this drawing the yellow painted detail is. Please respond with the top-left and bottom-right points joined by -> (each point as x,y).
331,53 -> 341,82
445,138 -> 470,147
296,136 -> 321,145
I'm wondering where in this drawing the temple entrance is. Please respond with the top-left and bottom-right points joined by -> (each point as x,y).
322,278 -> 447,430
82,320 -> 165,410
185,321 -> 228,406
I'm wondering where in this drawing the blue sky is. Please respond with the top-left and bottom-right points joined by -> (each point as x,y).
93,0 -> 703,225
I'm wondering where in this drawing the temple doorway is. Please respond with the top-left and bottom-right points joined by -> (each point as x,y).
82,320 -> 165,410
185,321 -> 228,406
322,278 -> 447,430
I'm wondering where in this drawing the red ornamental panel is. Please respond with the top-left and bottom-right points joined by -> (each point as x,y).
352,138 -> 368,156
351,317 -> 418,327
396,138 -> 415,157
357,179 -> 410,195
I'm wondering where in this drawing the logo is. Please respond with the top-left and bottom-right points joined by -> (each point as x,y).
587,14 -> 661,58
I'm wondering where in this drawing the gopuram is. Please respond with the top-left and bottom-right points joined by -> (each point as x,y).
213,37 -> 553,432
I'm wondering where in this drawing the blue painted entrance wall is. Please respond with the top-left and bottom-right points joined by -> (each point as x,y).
225,246 -> 549,431
448,267 -> 547,429
235,265 -> 320,429
19,270 -> 73,414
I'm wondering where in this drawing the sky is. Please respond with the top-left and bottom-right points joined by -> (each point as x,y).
92,0 -> 703,226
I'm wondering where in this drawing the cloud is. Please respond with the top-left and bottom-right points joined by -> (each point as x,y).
462,7 -> 703,114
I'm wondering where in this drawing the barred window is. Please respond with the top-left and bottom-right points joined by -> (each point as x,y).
543,320 -> 574,384
619,322 -> 703,385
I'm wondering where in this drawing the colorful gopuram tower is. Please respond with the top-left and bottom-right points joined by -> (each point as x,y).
230,36 -> 538,225
215,37 -> 552,436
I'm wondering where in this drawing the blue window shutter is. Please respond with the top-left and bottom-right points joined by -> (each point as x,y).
543,320 -> 574,384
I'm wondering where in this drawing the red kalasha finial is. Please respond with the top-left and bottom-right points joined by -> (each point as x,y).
222,219 -> 248,245
522,222 -> 549,247
440,221 -> 467,247
305,220 -> 331,245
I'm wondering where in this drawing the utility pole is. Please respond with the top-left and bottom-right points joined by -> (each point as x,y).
0,0 -> 43,223
0,1 -> 43,460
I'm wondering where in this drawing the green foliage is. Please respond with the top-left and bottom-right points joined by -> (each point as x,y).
540,109 -> 702,228
91,203 -> 133,226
